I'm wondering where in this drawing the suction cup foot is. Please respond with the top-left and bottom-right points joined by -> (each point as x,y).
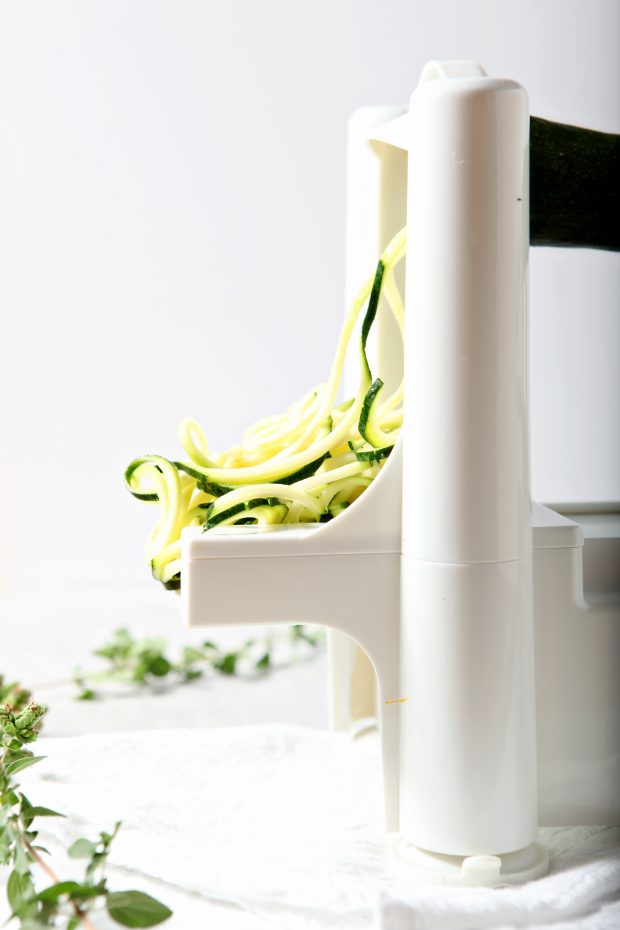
389,837 -> 549,887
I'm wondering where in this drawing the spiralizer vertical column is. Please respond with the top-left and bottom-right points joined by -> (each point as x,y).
398,62 -> 547,882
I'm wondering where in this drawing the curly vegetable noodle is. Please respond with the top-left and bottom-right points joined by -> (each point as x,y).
125,227 -> 406,589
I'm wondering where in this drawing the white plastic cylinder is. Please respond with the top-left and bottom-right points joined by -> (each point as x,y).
400,67 -> 538,856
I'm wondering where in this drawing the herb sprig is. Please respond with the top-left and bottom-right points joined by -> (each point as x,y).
0,699 -> 171,928
74,624 -> 323,701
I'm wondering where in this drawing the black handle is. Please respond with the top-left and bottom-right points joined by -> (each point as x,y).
530,117 -> 620,251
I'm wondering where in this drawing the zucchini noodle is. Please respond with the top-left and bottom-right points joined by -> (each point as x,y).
125,227 -> 406,589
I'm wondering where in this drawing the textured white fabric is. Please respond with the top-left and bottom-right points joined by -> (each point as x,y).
381,827 -> 620,930
1,589 -> 618,927
6,726 -> 619,930
13,726 -> 385,929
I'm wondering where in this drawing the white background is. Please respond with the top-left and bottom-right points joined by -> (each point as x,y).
1,0 -> 618,592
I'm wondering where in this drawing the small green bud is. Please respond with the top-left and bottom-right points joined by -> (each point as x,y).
14,702 -> 47,732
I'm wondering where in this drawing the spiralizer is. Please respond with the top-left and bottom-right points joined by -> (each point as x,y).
181,62 -> 620,886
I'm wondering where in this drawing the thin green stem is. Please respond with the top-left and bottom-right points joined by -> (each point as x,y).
22,836 -> 97,930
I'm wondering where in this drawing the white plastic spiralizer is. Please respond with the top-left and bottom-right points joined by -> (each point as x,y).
180,61 -> 620,886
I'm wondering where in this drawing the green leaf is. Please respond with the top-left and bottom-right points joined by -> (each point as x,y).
37,880 -> 81,903
216,653 -> 238,675
6,870 -> 22,911
255,652 -> 271,671
38,880 -> 105,904
86,854 -> 104,880
146,655 -> 172,677
106,890 -> 172,927
77,687 -> 97,701
67,837 -> 97,858
7,869 -> 36,911
131,663 -> 148,683
100,820 -> 122,847
13,840 -> 32,874
26,806 -> 64,819
72,881 -> 107,901
5,755 -> 46,776
181,646 -> 205,663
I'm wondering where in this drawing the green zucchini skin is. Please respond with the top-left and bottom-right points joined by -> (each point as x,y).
173,462 -> 233,497
361,260 -> 385,351
530,117 -> 620,251
349,440 -> 394,464
277,452 -> 330,485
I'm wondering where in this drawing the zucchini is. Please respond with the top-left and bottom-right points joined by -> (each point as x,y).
324,476 -> 374,516
207,502 -> 289,530
125,227 -> 407,588
173,462 -> 232,497
126,120 -> 619,592
358,378 -> 397,448
348,439 -> 394,464
530,117 -> 620,251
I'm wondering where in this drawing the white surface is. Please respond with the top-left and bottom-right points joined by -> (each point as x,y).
0,0 -> 618,595
3,726 -> 387,930
0,587 -> 619,926
2,726 -> 617,930
381,825 -> 620,929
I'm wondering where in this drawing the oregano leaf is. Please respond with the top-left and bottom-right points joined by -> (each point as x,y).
67,837 -> 97,858
5,756 -> 46,776
25,806 -> 64,819
106,890 -> 172,927
7,868 -> 35,911
256,652 -> 271,671
37,880 -> 81,903
147,655 -> 172,677
77,687 -> 97,701
13,840 -> 31,874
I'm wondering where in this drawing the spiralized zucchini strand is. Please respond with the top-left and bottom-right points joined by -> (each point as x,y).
125,227 -> 406,588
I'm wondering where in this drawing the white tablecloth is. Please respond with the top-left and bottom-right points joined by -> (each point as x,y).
1,588 -> 618,928
4,726 -> 619,930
